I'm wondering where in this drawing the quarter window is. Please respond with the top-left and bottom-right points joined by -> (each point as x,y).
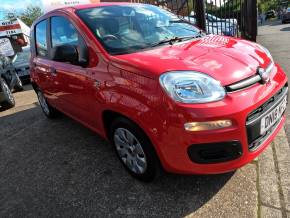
51,16 -> 78,47
35,20 -> 48,57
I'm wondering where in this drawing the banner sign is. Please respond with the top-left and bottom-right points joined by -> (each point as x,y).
42,0 -> 100,12
0,19 -> 22,37
0,38 -> 15,57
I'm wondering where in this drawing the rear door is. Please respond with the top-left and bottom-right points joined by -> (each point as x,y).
33,19 -> 56,102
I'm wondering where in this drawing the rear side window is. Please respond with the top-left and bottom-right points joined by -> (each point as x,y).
51,16 -> 78,47
35,20 -> 48,57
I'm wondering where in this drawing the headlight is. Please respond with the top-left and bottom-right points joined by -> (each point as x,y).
159,71 -> 225,103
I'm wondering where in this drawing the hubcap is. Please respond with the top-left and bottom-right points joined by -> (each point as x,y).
37,91 -> 50,115
114,128 -> 147,174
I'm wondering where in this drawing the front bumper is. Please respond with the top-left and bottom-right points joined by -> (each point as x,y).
150,64 -> 288,174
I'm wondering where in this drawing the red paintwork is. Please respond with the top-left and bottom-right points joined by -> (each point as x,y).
30,3 -> 288,174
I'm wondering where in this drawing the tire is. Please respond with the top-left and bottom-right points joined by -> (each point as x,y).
14,74 -> 24,92
36,89 -> 59,118
0,77 -> 15,109
109,117 -> 162,182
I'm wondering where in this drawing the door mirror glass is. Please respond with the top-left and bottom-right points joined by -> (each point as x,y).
51,44 -> 89,67
51,44 -> 78,64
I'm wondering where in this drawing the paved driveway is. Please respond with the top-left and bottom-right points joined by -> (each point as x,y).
0,86 -> 257,217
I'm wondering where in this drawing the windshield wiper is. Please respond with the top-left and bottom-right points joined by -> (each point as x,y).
150,37 -> 182,47
169,19 -> 187,23
150,34 -> 203,48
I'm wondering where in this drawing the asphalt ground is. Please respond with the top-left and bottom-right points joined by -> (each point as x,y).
258,20 -> 290,136
0,85 -> 259,217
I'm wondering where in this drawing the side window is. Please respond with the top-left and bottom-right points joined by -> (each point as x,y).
51,16 -> 78,47
35,20 -> 48,57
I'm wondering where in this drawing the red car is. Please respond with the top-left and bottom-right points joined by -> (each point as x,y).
30,3 -> 288,182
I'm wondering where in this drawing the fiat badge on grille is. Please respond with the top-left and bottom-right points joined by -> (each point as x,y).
257,67 -> 270,84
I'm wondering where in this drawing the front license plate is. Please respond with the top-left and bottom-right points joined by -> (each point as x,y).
260,96 -> 287,135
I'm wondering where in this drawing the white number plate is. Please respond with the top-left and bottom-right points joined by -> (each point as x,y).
260,96 -> 287,135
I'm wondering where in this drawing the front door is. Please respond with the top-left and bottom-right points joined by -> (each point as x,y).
48,15 -> 91,123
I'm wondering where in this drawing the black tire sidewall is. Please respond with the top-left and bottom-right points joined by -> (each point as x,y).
14,74 -> 24,92
36,89 -> 58,118
109,117 -> 161,182
0,78 -> 15,108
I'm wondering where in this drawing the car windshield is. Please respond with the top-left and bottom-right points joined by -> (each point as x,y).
77,4 -> 201,55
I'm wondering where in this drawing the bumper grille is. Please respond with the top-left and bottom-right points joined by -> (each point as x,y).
246,84 -> 288,151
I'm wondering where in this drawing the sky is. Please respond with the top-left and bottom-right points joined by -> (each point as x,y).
1,0 -> 42,12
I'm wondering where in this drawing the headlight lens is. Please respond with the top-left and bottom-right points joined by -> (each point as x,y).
159,71 -> 225,103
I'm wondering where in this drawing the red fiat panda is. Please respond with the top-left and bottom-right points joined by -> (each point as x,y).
30,3 -> 288,182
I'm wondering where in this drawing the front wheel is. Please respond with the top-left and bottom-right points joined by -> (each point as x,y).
110,117 -> 162,182
0,78 -> 15,109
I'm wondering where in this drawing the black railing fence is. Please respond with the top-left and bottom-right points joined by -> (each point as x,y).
138,0 -> 257,41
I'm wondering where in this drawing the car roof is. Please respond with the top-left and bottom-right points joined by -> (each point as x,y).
33,2 -> 142,26
75,2 -> 135,9
63,2 -> 140,11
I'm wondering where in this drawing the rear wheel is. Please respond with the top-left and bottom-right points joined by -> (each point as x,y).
0,78 -> 15,109
109,117 -> 161,182
36,89 -> 59,118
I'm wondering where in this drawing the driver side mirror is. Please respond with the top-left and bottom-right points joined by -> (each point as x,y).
52,44 -> 78,64
51,43 -> 89,67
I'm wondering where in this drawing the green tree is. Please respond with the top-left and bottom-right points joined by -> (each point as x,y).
20,5 -> 43,27
258,0 -> 279,12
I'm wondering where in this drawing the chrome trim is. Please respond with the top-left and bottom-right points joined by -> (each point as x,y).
246,87 -> 288,125
226,62 -> 274,92
265,61 -> 274,75
226,75 -> 261,91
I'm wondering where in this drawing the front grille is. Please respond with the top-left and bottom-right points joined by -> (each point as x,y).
246,84 -> 288,151
247,86 -> 287,123
226,62 -> 274,92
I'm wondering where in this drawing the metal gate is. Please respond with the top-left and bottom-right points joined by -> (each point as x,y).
139,0 -> 257,41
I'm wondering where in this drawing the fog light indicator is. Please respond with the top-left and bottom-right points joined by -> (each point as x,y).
184,120 -> 232,131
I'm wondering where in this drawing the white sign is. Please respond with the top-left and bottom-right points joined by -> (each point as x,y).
42,0 -> 100,12
0,38 -> 15,57
0,19 -> 22,37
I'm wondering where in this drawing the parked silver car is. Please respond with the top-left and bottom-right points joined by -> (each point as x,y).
13,46 -> 30,83
187,12 -> 238,36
